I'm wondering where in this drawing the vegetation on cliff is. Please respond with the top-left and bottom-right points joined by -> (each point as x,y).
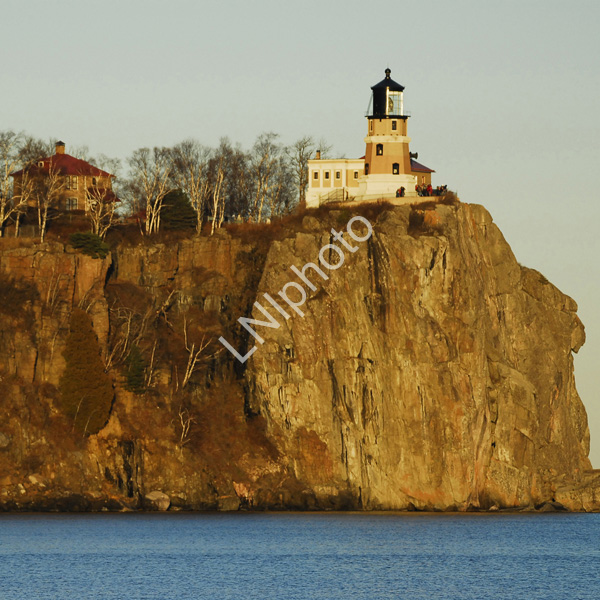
58,308 -> 114,435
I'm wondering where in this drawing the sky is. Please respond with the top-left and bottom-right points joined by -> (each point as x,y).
2,0 -> 600,465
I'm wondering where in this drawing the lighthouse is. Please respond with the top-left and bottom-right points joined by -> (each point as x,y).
305,69 -> 434,208
357,68 -> 418,198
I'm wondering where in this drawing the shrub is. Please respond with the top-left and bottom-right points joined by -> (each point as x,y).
68,232 -> 110,259
58,308 -> 114,435
124,344 -> 146,394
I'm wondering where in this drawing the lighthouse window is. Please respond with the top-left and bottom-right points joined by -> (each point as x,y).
365,164 -> 369,175
376,144 -> 383,156
392,121 -> 397,131
387,91 -> 402,115
392,163 -> 400,175
369,121 -> 373,133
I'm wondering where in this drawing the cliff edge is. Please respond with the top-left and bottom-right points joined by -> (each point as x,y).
0,201 -> 598,511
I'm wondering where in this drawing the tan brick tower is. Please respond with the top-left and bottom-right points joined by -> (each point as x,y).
357,69 -> 417,198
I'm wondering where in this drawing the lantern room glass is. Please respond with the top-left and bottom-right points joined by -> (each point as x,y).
386,91 -> 403,116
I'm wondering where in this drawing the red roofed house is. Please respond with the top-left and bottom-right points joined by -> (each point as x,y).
11,141 -> 117,212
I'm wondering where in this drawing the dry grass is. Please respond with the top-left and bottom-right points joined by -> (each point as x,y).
0,237 -> 37,250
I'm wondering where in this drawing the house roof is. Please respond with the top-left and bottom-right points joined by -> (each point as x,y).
371,68 -> 405,92
410,158 -> 435,173
11,153 -> 114,178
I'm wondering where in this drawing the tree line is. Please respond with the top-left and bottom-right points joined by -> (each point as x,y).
0,130 -> 332,239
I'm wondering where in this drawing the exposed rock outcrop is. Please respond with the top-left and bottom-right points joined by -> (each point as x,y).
0,202 -> 598,512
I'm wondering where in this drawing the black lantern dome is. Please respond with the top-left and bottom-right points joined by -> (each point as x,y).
369,69 -> 407,119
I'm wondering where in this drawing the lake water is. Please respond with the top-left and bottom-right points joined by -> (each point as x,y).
0,512 -> 598,599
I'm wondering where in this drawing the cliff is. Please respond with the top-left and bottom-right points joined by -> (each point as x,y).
0,201 -> 599,512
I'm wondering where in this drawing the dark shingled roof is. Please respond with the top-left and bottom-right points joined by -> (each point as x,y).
410,158 -> 435,173
371,68 -> 404,92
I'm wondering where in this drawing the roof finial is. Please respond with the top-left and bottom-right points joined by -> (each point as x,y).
385,68 -> 391,79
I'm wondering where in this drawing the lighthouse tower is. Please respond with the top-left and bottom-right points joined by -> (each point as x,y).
357,69 -> 417,198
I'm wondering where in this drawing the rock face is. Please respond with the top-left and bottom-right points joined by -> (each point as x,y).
245,204 -> 593,510
0,202 -> 598,512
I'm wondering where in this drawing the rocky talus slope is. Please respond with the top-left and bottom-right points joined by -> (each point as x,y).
0,202 -> 598,511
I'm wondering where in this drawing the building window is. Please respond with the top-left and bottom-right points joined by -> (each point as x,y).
365,164 -> 369,175
392,163 -> 400,175
392,120 -> 397,131
92,177 -> 97,186
313,171 -> 319,179
354,171 -> 359,179
376,144 -> 383,156
369,121 -> 373,132
66,197 -> 78,210
335,171 -> 341,180
324,171 -> 330,180
66,175 -> 78,190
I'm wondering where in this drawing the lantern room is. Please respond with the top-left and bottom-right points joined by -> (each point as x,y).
369,68 -> 407,118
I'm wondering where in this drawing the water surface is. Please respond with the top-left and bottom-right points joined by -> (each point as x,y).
1,512 -> 598,599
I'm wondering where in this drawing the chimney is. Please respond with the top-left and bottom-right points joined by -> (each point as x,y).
55,141 -> 66,155
316,149 -> 321,160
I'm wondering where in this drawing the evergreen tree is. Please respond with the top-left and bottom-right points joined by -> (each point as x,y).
125,344 -> 146,394
58,309 -> 114,434
160,190 -> 196,230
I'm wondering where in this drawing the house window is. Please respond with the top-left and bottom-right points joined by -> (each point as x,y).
376,144 -> 383,156
324,171 -> 330,180
365,164 -> 369,175
392,120 -> 397,131
66,175 -> 78,190
66,197 -> 78,210
335,171 -> 341,180
392,163 -> 400,175
354,171 -> 359,179
92,177 -> 97,186
313,171 -> 319,179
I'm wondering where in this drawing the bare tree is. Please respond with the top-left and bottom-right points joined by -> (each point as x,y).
17,136 -> 54,165
170,140 -> 211,234
11,170 -> 35,238
181,317 -> 211,389
87,185 -> 117,238
0,131 -> 27,236
287,135 -> 315,209
316,138 -> 333,159
127,147 -> 173,234
35,162 -> 64,242
267,154 -> 295,218
250,132 -> 282,223
210,158 -> 225,235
